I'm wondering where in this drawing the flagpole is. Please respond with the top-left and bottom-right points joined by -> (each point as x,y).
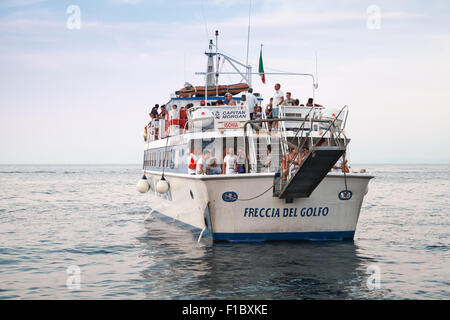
259,44 -> 265,84
246,0 -> 252,67
246,0 -> 252,87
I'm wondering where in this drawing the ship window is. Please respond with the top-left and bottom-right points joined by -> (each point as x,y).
167,150 -> 170,168
170,150 -> 174,169
165,151 -> 169,168
164,151 -> 167,168
143,151 -> 146,167
174,149 -> 179,169
144,150 -> 149,167
163,150 -> 168,168
143,151 -> 146,168
190,138 -> 224,168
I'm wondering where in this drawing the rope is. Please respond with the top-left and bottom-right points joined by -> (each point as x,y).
343,151 -> 348,191
237,183 -> 275,201
161,133 -> 170,179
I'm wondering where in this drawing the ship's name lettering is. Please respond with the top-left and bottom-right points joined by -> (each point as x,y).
221,110 -> 246,119
243,207 -> 329,218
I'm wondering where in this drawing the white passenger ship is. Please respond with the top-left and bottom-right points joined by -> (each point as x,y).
138,38 -> 373,242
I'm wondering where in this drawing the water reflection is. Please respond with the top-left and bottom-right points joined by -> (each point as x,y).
138,217 -> 384,299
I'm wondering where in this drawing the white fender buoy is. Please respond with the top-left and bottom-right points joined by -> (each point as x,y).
137,175 -> 150,193
156,177 -> 169,194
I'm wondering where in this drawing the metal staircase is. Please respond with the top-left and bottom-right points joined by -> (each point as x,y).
243,105 -> 349,198
277,145 -> 345,198
273,105 -> 349,199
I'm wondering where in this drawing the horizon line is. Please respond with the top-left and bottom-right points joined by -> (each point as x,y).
0,163 -> 449,166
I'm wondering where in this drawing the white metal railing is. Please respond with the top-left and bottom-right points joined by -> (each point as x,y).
195,71 -> 318,103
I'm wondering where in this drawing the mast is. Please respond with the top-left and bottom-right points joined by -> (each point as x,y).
215,30 -> 219,96
206,39 -> 215,89
203,31 -> 253,94
246,0 -> 252,86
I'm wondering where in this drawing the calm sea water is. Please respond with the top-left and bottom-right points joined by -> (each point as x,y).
0,164 -> 448,299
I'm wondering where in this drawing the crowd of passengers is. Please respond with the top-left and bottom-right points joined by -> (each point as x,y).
146,83 -> 350,177
146,83 -> 323,131
187,144 -> 349,177
188,146 -> 261,175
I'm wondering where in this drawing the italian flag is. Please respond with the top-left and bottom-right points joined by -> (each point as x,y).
259,46 -> 265,84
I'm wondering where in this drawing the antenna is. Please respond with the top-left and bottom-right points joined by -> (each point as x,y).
315,51 -> 319,89
184,52 -> 186,84
246,0 -> 252,85
215,30 -> 219,95
201,0 -> 209,42
246,0 -> 252,67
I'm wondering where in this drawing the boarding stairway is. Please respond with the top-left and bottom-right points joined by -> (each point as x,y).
273,106 -> 349,199
276,145 -> 345,198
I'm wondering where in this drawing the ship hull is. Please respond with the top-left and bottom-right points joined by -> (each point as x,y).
145,172 -> 373,242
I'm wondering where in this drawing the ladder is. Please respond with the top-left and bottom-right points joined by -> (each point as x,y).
274,105 -> 349,198
277,145 -> 345,198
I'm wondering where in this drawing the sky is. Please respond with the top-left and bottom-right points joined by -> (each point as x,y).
0,0 -> 449,164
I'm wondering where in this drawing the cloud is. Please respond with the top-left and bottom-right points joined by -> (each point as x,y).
0,0 -> 48,8
0,0 -> 448,164
111,0 -> 142,4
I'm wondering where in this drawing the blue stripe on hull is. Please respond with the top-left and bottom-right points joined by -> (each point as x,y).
212,231 -> 355,242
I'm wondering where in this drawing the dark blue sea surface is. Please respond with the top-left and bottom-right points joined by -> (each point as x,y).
0,164 -> 448,299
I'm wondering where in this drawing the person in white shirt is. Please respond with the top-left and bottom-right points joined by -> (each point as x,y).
196,150 -> 211,175
272,83 -> 284,130
245,88 -> 258,120
263,145 -> 273,172
223,148 -> 238,175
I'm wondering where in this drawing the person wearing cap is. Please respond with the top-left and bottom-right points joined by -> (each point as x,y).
224,92 -> 236,106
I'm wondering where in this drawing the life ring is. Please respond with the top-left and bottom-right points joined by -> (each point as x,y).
169,109 -> 180,136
